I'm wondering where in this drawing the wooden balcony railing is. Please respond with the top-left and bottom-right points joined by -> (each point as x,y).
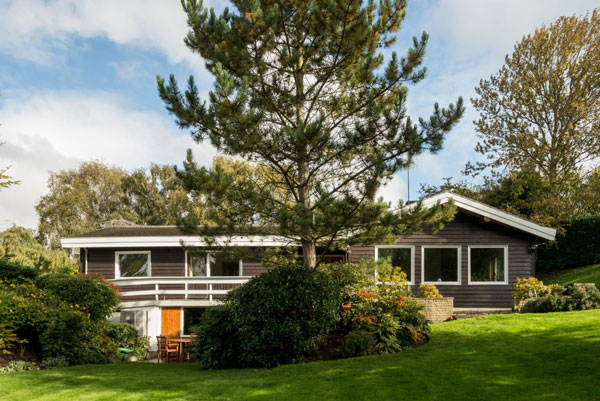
113,277 -> 251,302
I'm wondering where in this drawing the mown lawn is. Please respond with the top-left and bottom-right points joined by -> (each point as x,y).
538,264 -> 600,288
1,311 -> 599,401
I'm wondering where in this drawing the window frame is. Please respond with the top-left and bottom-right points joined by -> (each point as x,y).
421,245 -> 462,285
374,245 -> 415,285
467,245 -> 509,285
114,250 -> 151,279
185,251 -> 243,277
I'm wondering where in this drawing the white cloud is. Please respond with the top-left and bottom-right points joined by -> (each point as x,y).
0,90 -> 217,230
0,0 -> 212,75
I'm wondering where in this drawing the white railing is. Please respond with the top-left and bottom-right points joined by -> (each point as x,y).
113,277 -> 251,302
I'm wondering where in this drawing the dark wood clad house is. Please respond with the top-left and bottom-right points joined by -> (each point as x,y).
61,192 -> 555,350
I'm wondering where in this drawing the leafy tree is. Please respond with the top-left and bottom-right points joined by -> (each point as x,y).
0,141 -> 19,190
36,161 -> 137,248
0,226 -> 77,274
158,0 -> 464,267
468,10 -> 600,180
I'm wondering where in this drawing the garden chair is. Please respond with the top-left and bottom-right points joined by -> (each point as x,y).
183,334 -> 198,362
156,335 -> 179,363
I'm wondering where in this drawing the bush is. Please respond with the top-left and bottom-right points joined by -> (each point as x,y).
339,329 -> 377,358
417,283 -> 443,299
537,214 -> 600,271
192,304 -> 239,368
0,257 -> 38,284
41,356 -> 69,369
513,277 -> 549,301
107,323 -> 149,350
0,323 -> 19,355
522,284 -> 600,313
192,264 -> 341,368
0,360 -> 36,373
36,274 -> 119,321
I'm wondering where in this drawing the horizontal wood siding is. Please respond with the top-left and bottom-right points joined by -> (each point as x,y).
86,248 -> 185,279
242,261 -> 271,276
350,212 -> 536,308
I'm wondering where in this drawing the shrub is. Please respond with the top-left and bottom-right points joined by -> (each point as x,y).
0,324 -> 19,355
41,356 -> 69,369
0,257 -> 38,284
522,284 -> 600,313
0,360 -> 36,373
417,283 -> 443,299
107,323 -> 149,350
36,274 -> 119,321
513,277 -> 549,301
193,264 -> 341,368
339,329 -> 377,358
341,268 -> 429,354
537,214 -> 600,271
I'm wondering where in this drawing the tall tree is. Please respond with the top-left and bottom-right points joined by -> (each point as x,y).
0,226 -> 77,274
159,0 -> 464,267
468,10 -> 600,180
36,161 -> 136,248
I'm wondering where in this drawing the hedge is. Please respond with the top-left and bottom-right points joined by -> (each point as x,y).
537,214 -> 600,271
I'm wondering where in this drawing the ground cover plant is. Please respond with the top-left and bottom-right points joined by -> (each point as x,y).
1,311 -> 599,400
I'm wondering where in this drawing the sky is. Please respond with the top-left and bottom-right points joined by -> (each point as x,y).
0,0 -> 597,231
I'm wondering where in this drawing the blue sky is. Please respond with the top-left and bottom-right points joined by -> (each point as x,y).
0,0 -> 597,230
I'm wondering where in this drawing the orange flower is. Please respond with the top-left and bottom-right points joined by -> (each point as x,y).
342,303 -> 352,309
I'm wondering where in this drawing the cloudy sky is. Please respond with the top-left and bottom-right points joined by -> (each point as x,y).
0,0 -> 597,231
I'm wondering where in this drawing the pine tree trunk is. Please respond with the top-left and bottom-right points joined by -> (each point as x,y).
302,240 -> 317,268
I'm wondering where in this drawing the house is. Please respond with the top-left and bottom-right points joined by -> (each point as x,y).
61,192 -> 556,350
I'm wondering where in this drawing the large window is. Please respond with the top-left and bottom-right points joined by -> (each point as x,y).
183,307 -> 206,336
375,246 -> 414,283
115,251 -> 150,278
186,252 -> 241,277
422,246 -> 460,284
468,246 -> 508,284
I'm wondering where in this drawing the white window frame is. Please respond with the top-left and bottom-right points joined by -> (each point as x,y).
374,245 -> 415,285
185,251 -> 243,277
421,245 -> 461,285
115,250 -> 151,279
467,245 -> 509,285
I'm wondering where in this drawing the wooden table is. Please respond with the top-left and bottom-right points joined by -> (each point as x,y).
167,338 -> 193,361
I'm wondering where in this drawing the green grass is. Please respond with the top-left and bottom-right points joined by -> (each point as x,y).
538,264 -> 600,288
2,311 -> 600,401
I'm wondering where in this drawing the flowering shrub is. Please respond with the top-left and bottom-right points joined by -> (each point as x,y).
340,267 -> 429,355
417,283 -> 443,299
513,277 -> 550,300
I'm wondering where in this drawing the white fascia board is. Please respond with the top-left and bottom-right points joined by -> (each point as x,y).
61,235 -> 292,249
421,192 -> 556,241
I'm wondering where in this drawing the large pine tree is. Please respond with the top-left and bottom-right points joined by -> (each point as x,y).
158,0 -> 464,267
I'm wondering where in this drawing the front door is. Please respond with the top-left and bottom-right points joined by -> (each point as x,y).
161,307 -> 181,337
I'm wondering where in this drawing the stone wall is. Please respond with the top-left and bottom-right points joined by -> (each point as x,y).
413,298 -> 454,323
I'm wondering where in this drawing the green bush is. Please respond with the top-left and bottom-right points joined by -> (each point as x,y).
339,329 -> 377,358
107,323 -> 149,350
41,356 -> 69,369
0,257 -> 39,284
192,264 -> 342,368
537,215 -> 600,271
192,304 -> 239,368
0,360 -> 36,373
522,284 -> 600,313
36,274 -> 119,320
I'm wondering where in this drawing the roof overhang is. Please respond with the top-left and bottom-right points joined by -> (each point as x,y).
61,235 -> 292,249
421,192 -> 556,241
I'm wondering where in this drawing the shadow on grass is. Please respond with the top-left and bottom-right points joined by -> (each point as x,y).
4,311 -> 600,401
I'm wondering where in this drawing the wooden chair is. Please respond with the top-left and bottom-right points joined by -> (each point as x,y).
183,334 -> 198,361
156,335 -> 179,363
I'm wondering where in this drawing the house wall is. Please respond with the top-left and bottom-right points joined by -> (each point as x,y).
349,212 -> 536,308
86,247 -> 272,279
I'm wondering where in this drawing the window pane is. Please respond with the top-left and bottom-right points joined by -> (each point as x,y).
470,248 -> 505,282
378,248 -> 412,282
424,248 -> 459,283
187,253 -> 207,277
210,254 -> 240,276
118,253 -> 149,277
183,308 -> 206,335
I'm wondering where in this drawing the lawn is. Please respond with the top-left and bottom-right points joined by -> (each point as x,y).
538,264 -> 600,288
1,311 -> 599,401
